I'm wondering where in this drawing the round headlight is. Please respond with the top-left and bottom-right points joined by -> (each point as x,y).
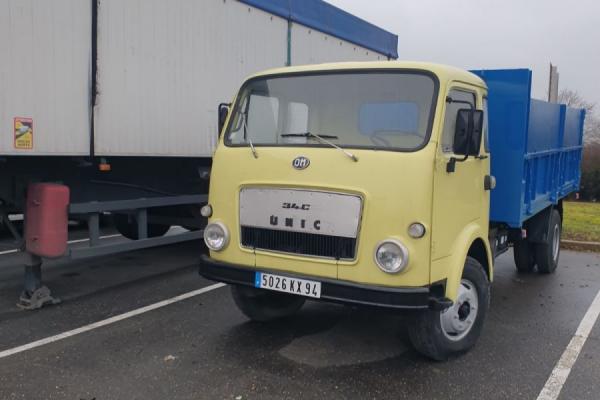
374,240 -> 409,274
200,204 -> 213,218
408,223 -> 426,239
204,222 -> 229,251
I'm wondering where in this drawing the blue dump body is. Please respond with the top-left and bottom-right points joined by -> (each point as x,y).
471,69 -> 585,228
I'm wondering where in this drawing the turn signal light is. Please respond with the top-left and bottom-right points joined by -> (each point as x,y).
408,223 -> 426,239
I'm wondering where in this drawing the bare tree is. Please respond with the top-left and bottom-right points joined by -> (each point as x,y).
558,89 -> 600,144
558,89 -> 595,112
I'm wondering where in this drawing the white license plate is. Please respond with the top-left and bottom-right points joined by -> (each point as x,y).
255,272 -> 321,299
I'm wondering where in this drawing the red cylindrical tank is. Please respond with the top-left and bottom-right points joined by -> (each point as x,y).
25,183 -> 70,258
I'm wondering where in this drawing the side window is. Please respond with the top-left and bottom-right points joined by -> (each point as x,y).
441,89 -> 476,153
483,97 -> 490,152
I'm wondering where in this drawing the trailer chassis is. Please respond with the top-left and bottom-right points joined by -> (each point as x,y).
6,194 -> 206,310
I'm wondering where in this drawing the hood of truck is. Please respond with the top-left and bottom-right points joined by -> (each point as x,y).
207,144 -> 435,288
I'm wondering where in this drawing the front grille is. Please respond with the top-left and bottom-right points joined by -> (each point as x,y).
241,226 -> 357,260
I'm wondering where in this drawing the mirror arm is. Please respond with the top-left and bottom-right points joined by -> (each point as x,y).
446,155 -> 469,173
446,96 -> 474,109
447,153 -> 486,173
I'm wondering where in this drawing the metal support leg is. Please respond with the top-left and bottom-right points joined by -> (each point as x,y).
17,253 -> 61,310
136,209 -> 148,240
88,213 -> 100,247
23,262 -> 42,293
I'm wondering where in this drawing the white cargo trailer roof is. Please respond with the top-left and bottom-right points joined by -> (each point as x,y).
239,0 -> 399,59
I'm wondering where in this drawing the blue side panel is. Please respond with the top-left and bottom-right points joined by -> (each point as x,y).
559,107 -> 586,196
522,100 -> 565,219
471,69 -> 585,228
238,0 -> 399,58
522,102 -> 584,222
527,100 -> 562,153
471,69 -> 532,228
564,108 -> 585,147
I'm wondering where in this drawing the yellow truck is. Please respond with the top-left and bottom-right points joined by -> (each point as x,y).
199,62 -> 585,360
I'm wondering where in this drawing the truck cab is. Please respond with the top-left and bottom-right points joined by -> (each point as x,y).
200,62 -> 497,360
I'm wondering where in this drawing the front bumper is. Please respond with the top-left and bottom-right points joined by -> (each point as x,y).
199,255 -> 451,310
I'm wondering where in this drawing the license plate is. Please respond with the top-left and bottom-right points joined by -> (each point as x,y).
255,272 -> 321,299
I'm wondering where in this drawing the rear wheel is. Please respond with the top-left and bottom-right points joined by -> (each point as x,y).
113,214 -> 170,240
535,209 -> 562,274
231,285 -> 306,322
408,257 -> 490,361
513,239 -> 536,273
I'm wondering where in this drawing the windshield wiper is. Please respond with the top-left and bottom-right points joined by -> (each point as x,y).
281,132 -> 358,162
242,111 -> 258,159
281,132 -> 339,139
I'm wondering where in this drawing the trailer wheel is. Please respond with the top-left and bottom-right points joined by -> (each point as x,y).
231,285 -> 305,322
535,209 -> 562,274
113,214 -> 170,240
513,240 -> 536,273
408,257 -> 490,361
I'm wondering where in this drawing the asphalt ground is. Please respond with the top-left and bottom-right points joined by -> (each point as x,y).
0,231 -> 599,400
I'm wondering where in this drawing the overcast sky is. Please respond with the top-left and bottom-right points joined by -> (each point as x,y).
327,0 -> 600,107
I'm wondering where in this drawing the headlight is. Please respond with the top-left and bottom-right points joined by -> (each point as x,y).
374,240 -> 409,274
203,222 -> 229,251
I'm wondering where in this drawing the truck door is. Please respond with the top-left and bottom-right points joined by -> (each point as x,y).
431,87 -> 489,261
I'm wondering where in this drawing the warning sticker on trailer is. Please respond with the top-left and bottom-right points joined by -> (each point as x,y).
14,117 -> 33,150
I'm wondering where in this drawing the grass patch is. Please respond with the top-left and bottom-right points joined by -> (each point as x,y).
562,201 -> 600,243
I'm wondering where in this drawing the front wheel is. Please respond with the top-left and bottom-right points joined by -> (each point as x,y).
408,257 -> 490,361
231,285 -> 306,322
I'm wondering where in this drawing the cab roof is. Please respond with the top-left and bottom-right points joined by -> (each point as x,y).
246,61 -> 487,89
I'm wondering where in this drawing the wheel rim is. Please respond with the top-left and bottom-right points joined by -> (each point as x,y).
440,279 -> 479,342
552,224 -> 560,262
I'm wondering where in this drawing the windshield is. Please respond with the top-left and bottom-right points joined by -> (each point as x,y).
225,71 -> 438,151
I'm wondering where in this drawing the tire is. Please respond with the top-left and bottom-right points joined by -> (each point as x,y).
535,209 -> 562,274
113,214 -> 171,240
231,285 -> 306,322
513,240 -> 536,273
408,257 -> 490,361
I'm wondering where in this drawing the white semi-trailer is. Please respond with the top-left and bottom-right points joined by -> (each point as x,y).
0,0 -> 398,308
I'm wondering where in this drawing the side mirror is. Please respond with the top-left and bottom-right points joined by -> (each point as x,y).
453,109 -> 483,156
218,103 -> 231,137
